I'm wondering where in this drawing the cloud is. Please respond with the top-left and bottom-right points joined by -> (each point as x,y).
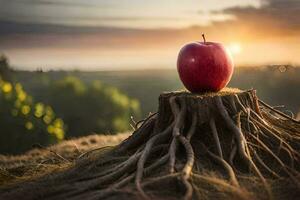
0,20 -> 190,50
1,0 -> 299,51
0,0 -> 187,29
0,0 -> 111,8
0,0 -> 116,26
0,20 -> 183,36
212,0 -> 300,39
0,20 -> 103,35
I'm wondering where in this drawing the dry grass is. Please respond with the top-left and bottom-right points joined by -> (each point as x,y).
0,133 -> 130,185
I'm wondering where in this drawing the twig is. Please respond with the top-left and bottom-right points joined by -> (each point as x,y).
135,112 -> 158,128
258,99 -> 299,124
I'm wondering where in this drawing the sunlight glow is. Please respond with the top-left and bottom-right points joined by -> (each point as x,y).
227,43 -> 242,55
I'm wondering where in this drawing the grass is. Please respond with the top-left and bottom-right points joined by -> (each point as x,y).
0,133 -> 130,185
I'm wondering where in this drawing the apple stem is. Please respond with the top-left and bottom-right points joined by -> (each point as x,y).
202,34 -> 206,43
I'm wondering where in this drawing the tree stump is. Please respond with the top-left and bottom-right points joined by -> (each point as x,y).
1,88 -> 300,200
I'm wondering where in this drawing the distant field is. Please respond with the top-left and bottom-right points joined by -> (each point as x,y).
15,66 -> 300,119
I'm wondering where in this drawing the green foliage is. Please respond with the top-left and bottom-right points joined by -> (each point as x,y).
0,78 -> 65,154
44,76 -> 140,137
0,54 -> 12,81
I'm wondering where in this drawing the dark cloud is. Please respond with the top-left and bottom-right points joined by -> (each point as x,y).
0,20 -> 119,35
216,0 -> 300,37
0,0 -> 181,28
0,0 -> 116,25
0,20 -> 180,36
0,20 -> 189,50
0,0 -> 111,8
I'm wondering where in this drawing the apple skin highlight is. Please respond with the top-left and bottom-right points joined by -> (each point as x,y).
177,39 -> 234,93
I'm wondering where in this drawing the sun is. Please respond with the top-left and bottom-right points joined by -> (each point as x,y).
227,43 -> 242,55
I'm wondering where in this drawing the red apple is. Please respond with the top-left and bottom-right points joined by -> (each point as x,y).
177,34 -> 234,93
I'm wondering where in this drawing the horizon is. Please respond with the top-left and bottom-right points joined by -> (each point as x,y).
10,63 -> 299,72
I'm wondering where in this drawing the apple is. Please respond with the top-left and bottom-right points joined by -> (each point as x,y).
177,34 -> 234,93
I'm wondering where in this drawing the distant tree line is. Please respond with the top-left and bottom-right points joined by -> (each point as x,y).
0,54 -> 141,154
44,76 -> 140,138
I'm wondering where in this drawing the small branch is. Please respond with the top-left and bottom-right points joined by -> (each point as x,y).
135,112 -> 158,128
131,116 -> 137,130
49,149 -> 71,163
117,116 -> 156,153
258,99 -> 299,124
33,144 -> 70,163
77,146 -> 110,160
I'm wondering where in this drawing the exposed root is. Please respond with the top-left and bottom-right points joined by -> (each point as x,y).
169,138 -> 177,173
251,148 -> 280,178
215,96 -> 249,166
168,96 -> 186,173
203,144 -> 239,187
209,118 -> 223,158
192,173 -> 251,200
135,123 -> 173,199
179,135 -> 194,200
186,113 -> 197,141
1,89 -> 300,200
229,143 -> 237,166
258,99 -> 300,124
249,133 -> 300,187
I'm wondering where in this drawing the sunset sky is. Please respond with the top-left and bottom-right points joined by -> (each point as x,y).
0,0 -> 299,70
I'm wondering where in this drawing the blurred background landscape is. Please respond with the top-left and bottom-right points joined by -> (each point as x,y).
0,0 -> 299,155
